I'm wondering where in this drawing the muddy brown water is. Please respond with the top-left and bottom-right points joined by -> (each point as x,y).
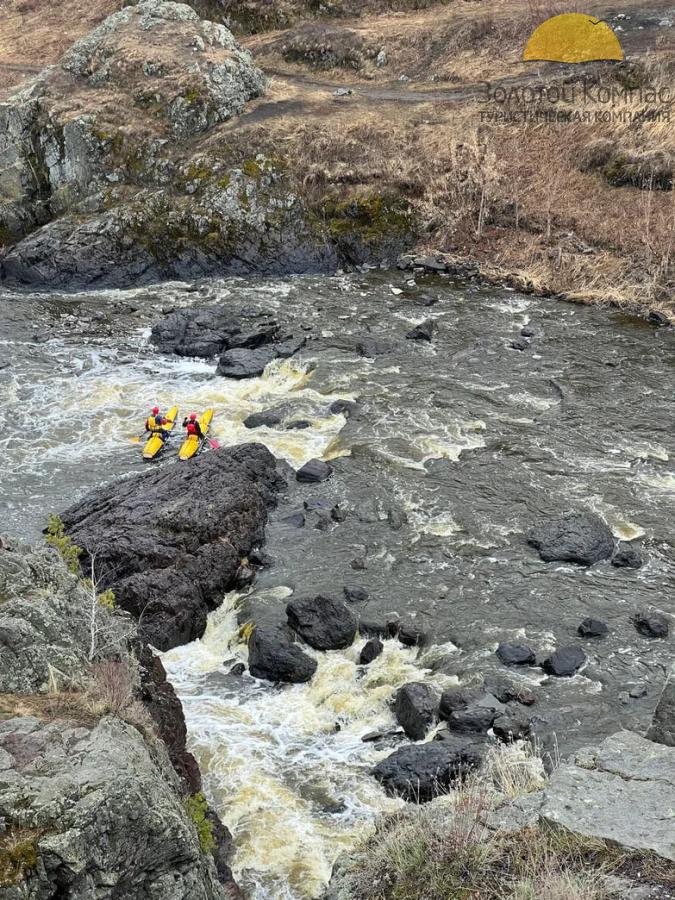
1,270 -> 673,897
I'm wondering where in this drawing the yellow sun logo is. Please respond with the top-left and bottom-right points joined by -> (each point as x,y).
524,13 -> 624,63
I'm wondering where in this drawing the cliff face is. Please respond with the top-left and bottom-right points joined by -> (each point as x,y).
0,537 -> 235,898
0,0 -> 413,287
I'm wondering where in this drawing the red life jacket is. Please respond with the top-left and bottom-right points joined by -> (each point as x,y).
187,421 -> 198,436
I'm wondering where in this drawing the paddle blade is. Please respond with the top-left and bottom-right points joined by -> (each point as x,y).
130,436 -> 142,443
208,438 -> 220,450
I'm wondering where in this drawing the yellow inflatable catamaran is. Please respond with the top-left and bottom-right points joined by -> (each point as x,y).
179,409 -> 214,461
142,406 -> 178,461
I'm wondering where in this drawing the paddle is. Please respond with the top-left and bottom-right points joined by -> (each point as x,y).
207,438 -> 220,450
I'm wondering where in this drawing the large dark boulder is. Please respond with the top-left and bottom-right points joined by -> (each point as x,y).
244,411 -> 282,429
150,305 -> 278,358
359,638 -> 383,665
445,705 -> 498,734
60,444 -> 281,651
578,618 -> 609,638
542,646 -> 586,677
216,347 -> 278,379
372,741 -> 482,802
527,512 -> 615,566
286,595 -> 357,650
394,682 -> 438,740
439,687 -> 485,719
496,642 -> 536,666
247,625 -> 318,683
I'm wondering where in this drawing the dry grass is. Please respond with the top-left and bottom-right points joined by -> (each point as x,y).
338,744 -> 675,900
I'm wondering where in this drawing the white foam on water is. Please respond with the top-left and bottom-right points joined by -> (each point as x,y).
162,595 -> 442,899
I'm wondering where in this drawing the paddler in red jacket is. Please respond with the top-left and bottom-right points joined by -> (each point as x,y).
182,412 -> 204,440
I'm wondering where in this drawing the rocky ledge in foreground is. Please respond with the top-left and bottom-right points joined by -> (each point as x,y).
60,443 -> 282,651
0,539 -> 236,898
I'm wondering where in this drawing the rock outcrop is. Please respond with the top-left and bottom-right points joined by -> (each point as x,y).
0,2 -> 413,286
286,595 -> 357,651
540,731 -> 675,862
60,444 -> 281,651
0,716 -> 230,899
0,539 -> 236,897
247,624 -> 318,683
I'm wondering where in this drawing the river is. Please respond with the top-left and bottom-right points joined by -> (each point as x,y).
1,270 -> 673,898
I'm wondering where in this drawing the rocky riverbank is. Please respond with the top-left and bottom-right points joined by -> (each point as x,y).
0,537 -> 237,897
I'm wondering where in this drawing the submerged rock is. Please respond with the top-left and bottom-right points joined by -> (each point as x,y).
578,617 -> 609,638
296,458 -> 333,483
286,594 -> 357,650
632,611 -> 669,638
372,740 -> 482,802
612,542 -> 644,569
496,642 -> 536,666
60,444 -> 281,651
398,623 -> 428,647
527,511 -> 615,566
542,646 -> 586,677
406,319 -> 436,341
394,682 -> 438,740
244,410 -> 283,429
247,625 -> 318,683
343,584 -> 368,603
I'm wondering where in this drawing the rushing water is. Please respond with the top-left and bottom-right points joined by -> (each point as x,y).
1,271 -> 674,898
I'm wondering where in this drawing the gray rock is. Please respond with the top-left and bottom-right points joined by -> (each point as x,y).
527,511 -> 615,565
343,584 -> 368,603
359,638 -> 383,665
398,623 -> 427,647
542,645 -> 586,677
612,542 -> 644,569
286,594 -> 357,650
372,740 -> 482,802
578,617 -> 609,638
394,682 -> 438,740
247,625 -> 317,683
496,642 -> 536,666
445,705 -> 498,734
540,731 -> 675,861
632,611 -> 669,638
406,319 -> 436,341
296,458 -> 333,483
647,662 -> 675,747
244,410 -> 283,429
150,305 -> 278,358
493,705 -> 532,742
216,346 -> 278,378
438,687 -> 485,719
0,715 -> 228,899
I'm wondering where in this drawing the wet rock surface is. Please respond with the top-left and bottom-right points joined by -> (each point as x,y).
60,444 -> 281,651
648,663 -> 675,747
150,305 -> 280,358
542,645 -> 586,677
286,594 -> 357,650
393,682 -> 438,740
247,624 -> 318,683
527,511 -> 615,565
372,740 -> 482,802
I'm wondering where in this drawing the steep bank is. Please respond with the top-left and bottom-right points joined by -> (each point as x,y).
1,0 -> 673,319
0,537 -> 236,898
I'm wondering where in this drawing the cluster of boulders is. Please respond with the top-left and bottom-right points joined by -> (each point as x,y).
150,303 -> 307,378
